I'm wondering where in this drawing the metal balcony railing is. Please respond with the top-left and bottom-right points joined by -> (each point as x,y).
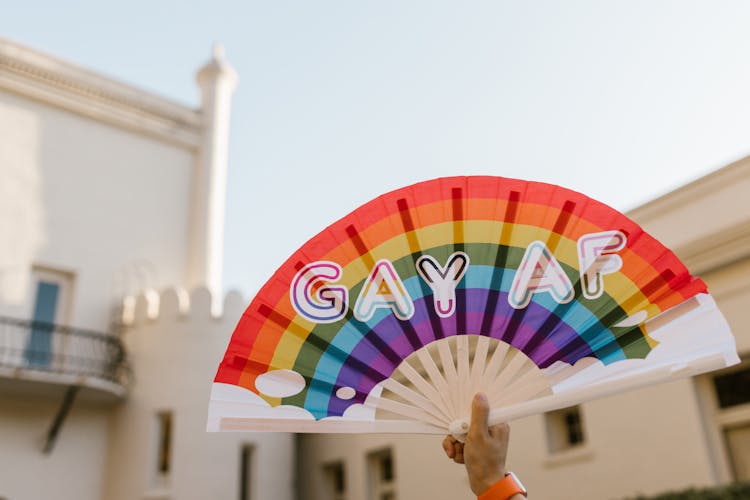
0,316 -> 128,387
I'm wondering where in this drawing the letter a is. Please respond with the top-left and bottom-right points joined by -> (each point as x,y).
578,230 -> 627,299
354,260 -> 414,321
291,261 -> 348,323
508,241 -> 574,309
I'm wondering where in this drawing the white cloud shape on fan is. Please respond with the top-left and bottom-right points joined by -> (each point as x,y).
207,381 -> 384,431
255,369 -> 306,398
207,383 -> 316,431
543,294 -> 738,394
336,386 -> 357,400
612,310 -> 648,328
326,382 -> 384,421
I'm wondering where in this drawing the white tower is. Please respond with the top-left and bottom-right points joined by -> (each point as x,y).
189,44 -> 238,313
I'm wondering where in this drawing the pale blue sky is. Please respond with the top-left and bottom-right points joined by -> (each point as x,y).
4,1 -> 750,296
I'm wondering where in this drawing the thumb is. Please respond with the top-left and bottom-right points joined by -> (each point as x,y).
469,392 -> 490,440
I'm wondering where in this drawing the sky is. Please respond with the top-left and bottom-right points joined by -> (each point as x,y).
4,1 -> 750,297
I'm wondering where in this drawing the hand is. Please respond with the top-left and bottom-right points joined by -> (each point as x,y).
442,393 -> 510,495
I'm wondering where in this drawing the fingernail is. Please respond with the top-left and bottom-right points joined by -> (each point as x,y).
474,393 -> 487,403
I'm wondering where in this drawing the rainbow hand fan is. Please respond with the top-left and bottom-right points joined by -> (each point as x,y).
208,176 -> 738,437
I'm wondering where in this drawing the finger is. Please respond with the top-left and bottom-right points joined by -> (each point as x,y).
468,392 -> 490,441
442,436 -> 455,458
488,423 -> 510,441
454,443 -> 464,464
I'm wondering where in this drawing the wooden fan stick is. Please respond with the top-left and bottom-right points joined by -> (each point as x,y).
437,340 -> 461,415
468,336 -> 491,402
479,341 -> 510,391
219,417 -> 446,434
365,394 -> 448,428
380,377 -> 451,423
486,351 -> 528,400
395,361 -> 453,421
489,366 -> 551,406
542,358 -> 598,387
416,349 -> 458,417
456,335 -> 471,415
645,295 -> 702,334
498,381 -> 553,408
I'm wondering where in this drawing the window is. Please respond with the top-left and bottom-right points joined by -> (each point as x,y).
367,448 -> 396,500
545,406 -> 585,453
30,266 -> 74,325
723,423 -> 750,480
239,444 -> 253,500
704,364 -> 750,481
25,266 -> 74,368
714,367 -> 750,409
323,461 -> 346,500
154,411 -> 173,485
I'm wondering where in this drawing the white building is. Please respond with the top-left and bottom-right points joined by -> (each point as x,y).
2,36 -> 750,500
0,38 -> 294,500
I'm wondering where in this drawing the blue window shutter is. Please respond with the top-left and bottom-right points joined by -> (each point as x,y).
26,281 -> 60,367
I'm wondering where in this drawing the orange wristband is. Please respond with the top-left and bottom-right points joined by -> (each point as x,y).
477,472 -> 527,500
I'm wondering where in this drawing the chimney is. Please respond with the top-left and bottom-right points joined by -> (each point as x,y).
188,43 -> 238,314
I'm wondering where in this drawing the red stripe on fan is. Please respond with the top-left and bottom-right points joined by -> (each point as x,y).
345,224 -> 375,268
396,198 -> 415,232
214,177 -> 707,387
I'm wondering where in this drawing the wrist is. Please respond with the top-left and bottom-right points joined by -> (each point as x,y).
471,469 -> 506,496
476,471 -> 527,500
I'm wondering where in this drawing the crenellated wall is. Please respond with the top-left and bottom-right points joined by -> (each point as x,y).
104,286 -> 295,500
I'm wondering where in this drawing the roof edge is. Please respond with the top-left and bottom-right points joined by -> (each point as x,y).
0,37 -> 202,149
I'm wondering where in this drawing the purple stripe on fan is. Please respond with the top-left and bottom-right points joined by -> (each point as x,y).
325,290 -> 590,417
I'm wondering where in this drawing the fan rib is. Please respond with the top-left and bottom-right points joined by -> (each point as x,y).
259,305 -> 392,387
452,186 -> 469,337
381,378 -> 450,424
645,296 -> 701,334
345,224 -> 375,268
490,351 -> 528,394
396,197 -> 447,343
416,349 -> 458,417
545,200 -> 575,252
488,364 -> 549,405
469,336 -> 491,400
480,341 -> 511,393
496,378 -> 551,407
437,340 -> 461,412
480,190 -> 520,336
456,335 -> 470,413
366,395 -> 447,428
396,362 -> 453,422
219,417 -> 446,434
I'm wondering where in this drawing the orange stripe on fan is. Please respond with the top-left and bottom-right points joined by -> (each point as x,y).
249,199 -> 691,345
397,198 -> 421,253
452,187 -> 464,243
309,199 -> 679,299
244,191 -> 704,370
236,199 -> 697,377
345,224 -> 376,269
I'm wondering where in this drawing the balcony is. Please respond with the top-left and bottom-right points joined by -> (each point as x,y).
0,315 -> 128,400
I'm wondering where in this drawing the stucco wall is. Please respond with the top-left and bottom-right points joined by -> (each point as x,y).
298,378 -> 715,500
0,42 -> 204,500
0,98 -> 43,309
0,393 -> 110,500
103,287 -> 296,500
701,258 -> 750,356
298,432 -> 472,500
0,90 -> 195,331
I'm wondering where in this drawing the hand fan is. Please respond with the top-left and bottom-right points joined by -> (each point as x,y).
208,176 -> 738,437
